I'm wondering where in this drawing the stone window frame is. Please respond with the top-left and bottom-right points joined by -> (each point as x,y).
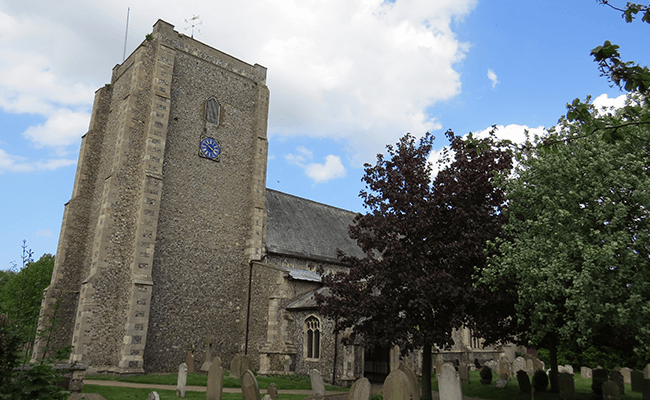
205,97 -> 221,126
304,315 -> 321,360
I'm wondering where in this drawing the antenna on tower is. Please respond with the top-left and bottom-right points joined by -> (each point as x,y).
123,7 -> 130,62
184,15 -> 202,38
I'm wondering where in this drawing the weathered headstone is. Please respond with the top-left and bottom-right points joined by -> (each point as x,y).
644,364 -> 650,379
525,359 -> 534,374
267,383 -> 278,400
348,377 -> 371,400
558,372 -> 575,400
602,380 -> 621,400
206,356 -> 224,400
610,370 -> 625,394
383,369 -> 410,400
242,370 -> 260,400
458,364 -> 470,384
398,363 -> 420,400
310,369 -> 326,397
437,363 -> 463,400
230,354 -> 242,379
262,395 -> 272,400
201,340 -> 214,372
496,379 -> 508,388
185,345 -> 195,374
147,392 -> 160,400
498,358 -> 511,380
631,370 -> 644,392
487,360 -> 498,372
619,368 -> 632,385
177,363 -> 188,397
532,357 -> 544,372
643,379 -> 650,400
581,366 -> 592,379
517,370 -> 531,394
513,357 -> 525,373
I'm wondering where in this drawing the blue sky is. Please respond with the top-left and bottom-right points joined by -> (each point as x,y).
0,0 -> 648,269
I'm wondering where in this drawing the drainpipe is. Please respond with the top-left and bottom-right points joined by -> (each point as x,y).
332,321 -> 339,385
245,260 -> 254,355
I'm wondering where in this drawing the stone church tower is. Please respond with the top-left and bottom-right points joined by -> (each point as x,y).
35,20 -> 269,373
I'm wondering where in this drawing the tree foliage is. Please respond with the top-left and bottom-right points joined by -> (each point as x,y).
482,100 -> 650,372
317,131 -> 516,397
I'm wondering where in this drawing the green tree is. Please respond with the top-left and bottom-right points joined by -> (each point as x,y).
481,100 -> 650,392
318,131 -> 516,400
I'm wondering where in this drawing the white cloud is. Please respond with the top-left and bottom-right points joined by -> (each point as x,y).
23,109 -> 91,149
592,93 -> 627,115
487,69 -> 499,88
305,155 -> 347,183
0,0 -> 476,169
0,148 -> 76,173
473,124 -> 546,144
34,230 -> 53,237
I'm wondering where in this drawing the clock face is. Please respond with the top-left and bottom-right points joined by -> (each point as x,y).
200,137 -> 221,160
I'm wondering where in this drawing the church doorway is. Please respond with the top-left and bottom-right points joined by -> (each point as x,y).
363,346 -> 390,383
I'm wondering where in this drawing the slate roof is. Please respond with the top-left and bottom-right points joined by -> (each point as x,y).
265,189 -> 365,263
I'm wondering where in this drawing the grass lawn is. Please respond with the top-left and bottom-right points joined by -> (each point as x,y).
428,370 -> 642,400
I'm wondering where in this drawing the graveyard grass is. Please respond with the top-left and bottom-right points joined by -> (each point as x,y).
82,385 -> 308,400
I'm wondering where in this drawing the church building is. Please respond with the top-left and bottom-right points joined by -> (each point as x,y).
36,19 -> 506,383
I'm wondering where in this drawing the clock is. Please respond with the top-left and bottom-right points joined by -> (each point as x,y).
200,137 -> 221,160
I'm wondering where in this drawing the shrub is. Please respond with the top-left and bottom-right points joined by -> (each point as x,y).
532,369 -> 548,392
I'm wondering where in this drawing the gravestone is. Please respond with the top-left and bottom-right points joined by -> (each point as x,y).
498,358 -> 511,380
619,368 -> 632,385
177,363 -> 188,397
602,380 -> 621,400
201,340 -> 214,372
525,359 -> 534,374
348,377 -> 371,400
185,346 -> 195,374
437,363 -> 463,400
230,354 -> 242,379
581,367 -> 592,379
383,369 -> 410,400
206,356 -> 224,400
610,370 -> 625,394
643,379 -> 650,400
487,360 -> 498,372
496,379 -> 507,388
645,364 -> 650,379
310,369 -> 326,397
631,370 -> 644,392
262,396 -> 272,400
513,357 -> 525,373
593,368 -> 609,381
558,372 -> 575,400
242,370 -> 260,400
147,392 -> 160,400
267,383 -> 278,400
398,363 -> 420,400
532,357 -> 544,372
517,370 -> 531,394
458,364 -> 470,384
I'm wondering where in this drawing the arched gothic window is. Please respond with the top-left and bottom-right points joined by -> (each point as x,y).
304,315 -> 321,360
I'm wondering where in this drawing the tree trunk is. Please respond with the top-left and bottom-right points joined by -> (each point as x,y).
549,340 -> 559,393
421,344 -> 433,400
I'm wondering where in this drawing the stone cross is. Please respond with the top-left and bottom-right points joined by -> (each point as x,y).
348,377 -> 371,400
310,369 -> 326,397
207,356 -> 224,400
242,370 -> 260,400
176,363 -> 188,397
438,363 -> 463,400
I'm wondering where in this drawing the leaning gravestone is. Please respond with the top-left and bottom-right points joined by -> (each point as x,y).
517,370 -> 531,394
438,363 -> 463,400
348,377 -> 371,400
383,369 -> 411,400
602,380 -> 621,400
631,370 -> 644,392
310,369 -> 326,397
177,363 -> 188,397
619,368 -> 632,385
242,370 -> 260,400
267,383 -> 278,400
581,367 -> 592,379
147,392 -> 160,400
398,363 -> 420,400
558,372 -> 575,400
610,370 -> 625,395
207,356 -> 224,400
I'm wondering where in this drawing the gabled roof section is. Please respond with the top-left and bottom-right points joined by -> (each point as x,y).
265,189 -> 365,263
